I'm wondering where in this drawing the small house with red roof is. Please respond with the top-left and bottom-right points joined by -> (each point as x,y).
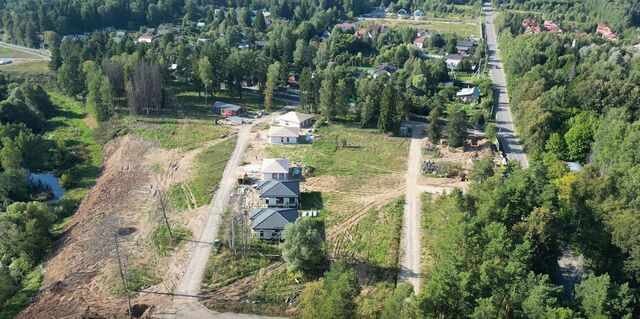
413,37 -> 426,49
597,24 -> 619,42
543,21 -> 563,34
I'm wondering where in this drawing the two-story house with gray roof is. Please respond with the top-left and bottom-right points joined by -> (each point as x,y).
249,208 -> 299,240
255,180 -> 300,208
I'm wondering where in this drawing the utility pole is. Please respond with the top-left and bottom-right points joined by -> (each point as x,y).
156,189 -> 174,240
113,229 -> 133,319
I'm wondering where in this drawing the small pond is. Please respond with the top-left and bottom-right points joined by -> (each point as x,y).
29,172 -> 65,200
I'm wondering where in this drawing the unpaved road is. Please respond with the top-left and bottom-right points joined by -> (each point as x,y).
0,41 -> 51,60
173,124 -> 251,296
167,114 -> 288,319
484,2 -> 529,168
399,123 -> 425,293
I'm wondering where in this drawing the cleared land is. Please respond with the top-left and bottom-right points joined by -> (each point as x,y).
0,59 -> 50,75
0,47 -> 41,59
18,103 -> 239,318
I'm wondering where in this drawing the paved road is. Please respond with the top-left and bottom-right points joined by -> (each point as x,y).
0,41 -> 51,61
483,2 -> 529,169
399,123 -> 425,293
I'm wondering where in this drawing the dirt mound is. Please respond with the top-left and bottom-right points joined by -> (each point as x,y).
17,135 -> 170,319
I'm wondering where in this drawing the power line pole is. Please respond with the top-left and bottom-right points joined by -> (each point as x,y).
156,189 -> 174,240
114,229 -> 133,319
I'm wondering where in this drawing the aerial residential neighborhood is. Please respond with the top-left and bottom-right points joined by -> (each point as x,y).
0,0 -> 638,318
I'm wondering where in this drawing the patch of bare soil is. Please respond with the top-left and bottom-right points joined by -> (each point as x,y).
17,134 -> 219,319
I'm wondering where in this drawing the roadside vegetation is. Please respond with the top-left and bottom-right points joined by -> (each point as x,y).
169,137 -> 236,209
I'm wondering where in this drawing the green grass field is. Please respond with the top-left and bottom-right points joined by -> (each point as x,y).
266,124 -> 409,227
169,138 -> 237,209
266,124 -> 408,178
338,198 -> 404,282
130,117 -> 231,150
0,47 -> 41,59
0,60 -> 50,76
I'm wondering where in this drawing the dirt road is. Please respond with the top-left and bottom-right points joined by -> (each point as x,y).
399,123 -> 425,293
173,124 -> 251,298
0,40 -> 51,60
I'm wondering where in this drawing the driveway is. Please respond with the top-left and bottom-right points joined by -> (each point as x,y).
399,123 -> 425,293
483,2 -> 529,168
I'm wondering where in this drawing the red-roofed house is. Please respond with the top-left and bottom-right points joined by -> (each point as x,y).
597,24 -> 619,42
525,26 -> 541,35
413,37 -> 426,49
522,18 -> 537,27
543,21 -> 563,34
137,34 -> 154,43
335,22 -> 356,32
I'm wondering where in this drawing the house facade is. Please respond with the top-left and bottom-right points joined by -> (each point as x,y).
444,54 -> 464,70
250,208 -> 299,240
261,158 -> 290,180
413,37 -> 426,49
269,126 -> 300,144
277,111 -> 314,128
256,180 -> 300,208
456,87 -> 481,104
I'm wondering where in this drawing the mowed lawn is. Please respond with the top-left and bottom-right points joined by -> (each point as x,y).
265,125 -> 409,226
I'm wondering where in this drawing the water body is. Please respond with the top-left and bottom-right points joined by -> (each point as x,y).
29,172 -> 65,200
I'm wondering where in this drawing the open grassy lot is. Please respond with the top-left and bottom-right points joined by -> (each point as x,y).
335,198 -> 404,283
0,60 -> 50,76
360,18 -> 480,37
421,193 -> 458,279
204,240 -> 279,288
0,47 -> 41,59
129,117 -> 231,150
265,124 -> 408,227
169,137 -> 237,209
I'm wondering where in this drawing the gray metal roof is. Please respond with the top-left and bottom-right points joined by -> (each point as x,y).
251,208 -> 299,230
257,180 -> 300,198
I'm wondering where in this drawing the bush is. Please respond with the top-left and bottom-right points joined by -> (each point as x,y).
150,224 -> 192,256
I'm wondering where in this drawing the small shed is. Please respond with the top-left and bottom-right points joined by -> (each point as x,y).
213,102 -> 245,117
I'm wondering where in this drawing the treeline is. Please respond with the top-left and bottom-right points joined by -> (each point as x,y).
491,5 -> 640,315
1,0 -> 482,47
494,21 -> 640,162
0,75 -> 89,308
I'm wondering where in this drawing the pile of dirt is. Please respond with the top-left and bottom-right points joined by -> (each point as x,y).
18,135 -> 171,318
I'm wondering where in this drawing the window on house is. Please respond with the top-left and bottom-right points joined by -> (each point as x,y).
272,173 -> 277,179
280,137 -> 284,142
276,197 -> 284,204
260,230 -> 264,238
286,137 -> 289,142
